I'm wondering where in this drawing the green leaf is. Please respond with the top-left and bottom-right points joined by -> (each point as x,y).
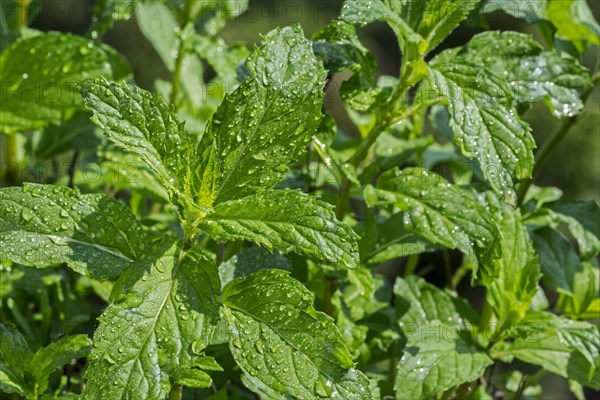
548,200 -> 600,259
35,112 -> 102,160
531,227 -> 598,315
312,20 -> 391,111
0,322 -> 32,396
0,184 -> 146,279
30,335 -> 91,395
199,189 -> 360,269
481,0 -> 547,23
83,238 -> 221,400
222,270 -> 372,399
375,134 -> 433,171
482,192 -> 540,330
365,168 -> 499,276
450,31 -> 593,118
531,227 -> 582,296
79,78 -> 210,228
172,368 -> 212,388
195,36 -> 249,85
494,311 -> 599,390
394,277 -> 490,400
403,0 -> 482,52
394,276 -> 478,328
340,0 -> 428,86
548,0 -> 600,51
89,0 -> 139,38
137,1 -> 179,71
197,25 -> 326,204
218,246 -> 290,288
1,32 -> 130,133
425,58 -> 535,202
188,0 -> 249,35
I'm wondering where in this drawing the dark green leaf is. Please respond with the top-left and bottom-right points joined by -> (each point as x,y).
218,246 -> 290,288
451,31 -> 593,117
1,32 -> 130,133
83,238 -> 221,400
394,277 -> 490,400
425,58 -> 535,202
0,322 -> 32,396
0,184 -> 146,279
222,270 -> 372,399
197,25 -> 326,204
313,20 -> 391,111
494,311 -> 599,390
199,189 -> 360,269
30,335 -> 91,394
365,168 -> 500,276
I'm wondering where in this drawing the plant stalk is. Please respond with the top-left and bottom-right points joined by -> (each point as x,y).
4,134 -> 21,186
169,384 -> 182,400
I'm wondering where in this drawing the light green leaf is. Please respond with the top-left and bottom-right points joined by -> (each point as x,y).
0,184 -> 146,279
426,58 -> 535,201
83,238 -> 221,400
481,0 -> 547,23
89,0 -> 140,38
172,368 -> 212,388
1,32 -> 130,133
30,335 -> 91,394
450,31 -> 593,117
199,189 -> 360,269
375,134 -> 433,170
222,269 -> 372,399
218,246 -> 290,288
548,0 -> 600,51
137,1 -> 179,71
197,25 -> 326,204
482,192 -> 540,330
365,168 -> 499,276
0,322 -> 32,396
494,311 -> 599,390
394,277 -> 491,400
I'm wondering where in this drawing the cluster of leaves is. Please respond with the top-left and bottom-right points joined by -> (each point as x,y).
0,0 -> 599,399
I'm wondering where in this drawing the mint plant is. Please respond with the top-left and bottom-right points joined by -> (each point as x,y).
1,0 -> 599,399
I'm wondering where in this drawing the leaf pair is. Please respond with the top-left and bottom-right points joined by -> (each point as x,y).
80,25 -> 361,269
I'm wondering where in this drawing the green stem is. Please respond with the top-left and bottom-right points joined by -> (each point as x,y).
335,121 -> 385,219
450,261 -> 471,290
512,369 -> 547,400
323,276 -> 336,316
170,39 -> 187,106
169,384 -> 182,400
479,298 -> 493,333
404,254 -> 419,277
4,134 -> 21,186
